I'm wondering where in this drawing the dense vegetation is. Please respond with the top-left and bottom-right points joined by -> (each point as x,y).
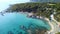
7,2 -> 60,22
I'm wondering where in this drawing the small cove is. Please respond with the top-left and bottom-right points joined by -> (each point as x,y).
0,13 -> 51,34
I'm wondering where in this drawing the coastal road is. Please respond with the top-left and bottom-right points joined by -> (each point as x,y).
49,14 -> 60,34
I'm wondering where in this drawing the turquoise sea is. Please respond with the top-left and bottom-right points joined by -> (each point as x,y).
0,13 -> 51,34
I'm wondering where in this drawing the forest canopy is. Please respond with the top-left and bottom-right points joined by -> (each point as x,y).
7,2 -> 60,22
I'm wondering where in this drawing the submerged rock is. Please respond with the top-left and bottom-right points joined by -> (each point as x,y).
18,32 -> 23,34
7,31 -> 14,34
27,29 -> 32,34
19,25 -> 27,30
13,28 -> 16,31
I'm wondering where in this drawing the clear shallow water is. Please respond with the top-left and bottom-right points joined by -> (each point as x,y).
0,13 -> 50,34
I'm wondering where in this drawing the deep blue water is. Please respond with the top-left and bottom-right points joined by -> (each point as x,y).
0,13 -> 50,34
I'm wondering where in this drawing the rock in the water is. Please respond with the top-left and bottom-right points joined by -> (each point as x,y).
18,32 -> 23,34
7,31 -> 14,34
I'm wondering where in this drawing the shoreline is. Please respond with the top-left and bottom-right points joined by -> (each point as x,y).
27,12 -> 52,29
26,12 -> 60,34
44,18 -> 54,34
1,11 -> 60,34
11,12 -> 60,34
